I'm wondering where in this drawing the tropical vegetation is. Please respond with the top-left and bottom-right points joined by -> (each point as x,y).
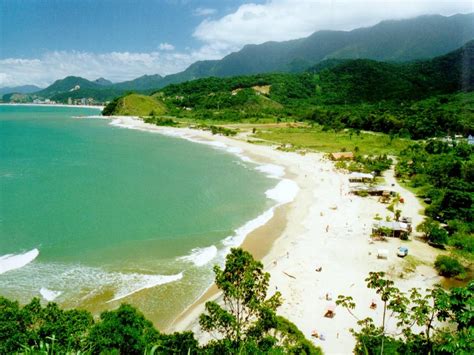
337,272 -> 474,354
0,248 -> 320,354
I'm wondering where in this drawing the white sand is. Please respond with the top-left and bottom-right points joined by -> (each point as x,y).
110,116 -> 442,354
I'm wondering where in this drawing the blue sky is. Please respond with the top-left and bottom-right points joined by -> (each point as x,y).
0,0 -> 472,87
1,0 -> 257,58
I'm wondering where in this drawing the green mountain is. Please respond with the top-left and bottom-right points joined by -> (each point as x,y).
111,74 -> 163,91
24,74 -> 165,103
0,85 -> 42,97
158,41 -> 473,106
161,13 -> 474,83
27,76 -> 121,103
108,41 -> 472,139
93,77 -> 113,86
35,76 -> 105,97
9,13 -> 473,104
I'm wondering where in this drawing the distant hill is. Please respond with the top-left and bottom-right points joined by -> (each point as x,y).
0,85 -> 42,97
25,74 -> 165,104
30,76 -> 122,103
111,74 -> 163,91
94,77 -> 113,86
35,76 -> 104,97
160,13 -> 474,83
311,39 -> 474,103
8,13 -> 473,104
106,42 -> 473,139
149,41 -> 474,109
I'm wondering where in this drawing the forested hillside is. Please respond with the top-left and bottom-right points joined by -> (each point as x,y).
103,41 -> 474,139
162,13 -> 474,81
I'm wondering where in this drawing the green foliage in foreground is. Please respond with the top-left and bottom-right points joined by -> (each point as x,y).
199,248 -> 320,354
0,248 -> 320,354
337,272 -> 474,355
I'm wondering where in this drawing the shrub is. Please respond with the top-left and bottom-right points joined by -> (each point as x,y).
434,256 -> 465,278
449,233 -> 474,253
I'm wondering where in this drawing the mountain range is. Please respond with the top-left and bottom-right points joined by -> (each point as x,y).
0,85 -> 42,96
2,13 -> 473,103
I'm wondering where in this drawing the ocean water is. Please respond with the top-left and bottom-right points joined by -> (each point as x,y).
0,105 -> 295,327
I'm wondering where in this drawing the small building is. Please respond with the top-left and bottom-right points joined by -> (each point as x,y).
330,152 -> 354,161
348,172 -> 374,183
372,221 -> 411,239
468,135 -> 474,145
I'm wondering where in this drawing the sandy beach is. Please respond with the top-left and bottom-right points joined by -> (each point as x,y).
110,116 -> 442,354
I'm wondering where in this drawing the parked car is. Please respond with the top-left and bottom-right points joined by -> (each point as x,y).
397,246 -> 409,257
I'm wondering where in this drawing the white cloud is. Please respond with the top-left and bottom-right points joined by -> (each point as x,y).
0,50 -> 200,87
193,7 -> 217,17
2,0 -> 471,87
158,42 -> 175,51
193,0 -> 473,54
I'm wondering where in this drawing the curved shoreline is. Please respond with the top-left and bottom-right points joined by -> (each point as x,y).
107,116 -> 442,353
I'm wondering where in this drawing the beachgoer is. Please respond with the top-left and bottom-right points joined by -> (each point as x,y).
326,225 -> 329,233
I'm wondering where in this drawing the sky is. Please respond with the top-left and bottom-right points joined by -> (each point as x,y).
0,0 -> 472,88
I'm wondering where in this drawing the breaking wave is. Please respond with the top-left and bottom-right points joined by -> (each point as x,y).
0,248 -> 39,275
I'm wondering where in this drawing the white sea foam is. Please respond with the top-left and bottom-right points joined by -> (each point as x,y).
226,146 -> 243,154
109,118 -> 258,164
72,115 -> 107,119
265,179 -> 299,204
255,164 -> 285,179
40,287 -> 62,301
178,246 -> 218,267
223,208 -> 275,247
107,272 -> 183,303
0,249 -> 39,275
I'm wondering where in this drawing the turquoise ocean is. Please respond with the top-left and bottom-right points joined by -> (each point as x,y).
0,105 -> 294,327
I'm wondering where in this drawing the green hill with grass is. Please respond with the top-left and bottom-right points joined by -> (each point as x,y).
102,94 -> 167,116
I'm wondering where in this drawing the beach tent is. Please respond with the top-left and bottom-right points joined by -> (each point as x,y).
377,249 -> 388,259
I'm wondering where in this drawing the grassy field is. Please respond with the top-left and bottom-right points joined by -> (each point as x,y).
251,126 -> 412,155
115,94 -> 167,116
